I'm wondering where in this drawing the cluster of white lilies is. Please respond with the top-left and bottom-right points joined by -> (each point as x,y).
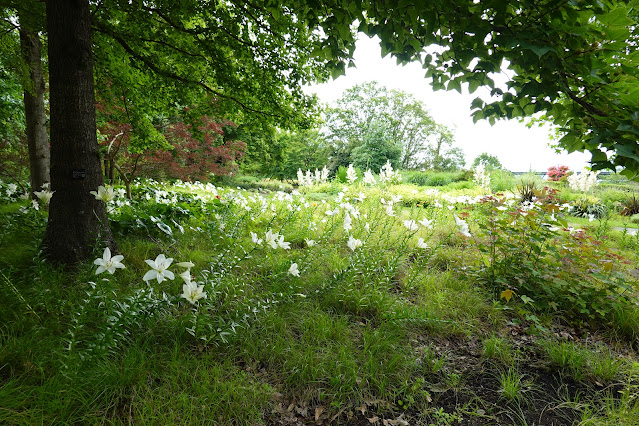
85,176 -> 486,309
93,247 -> 207,305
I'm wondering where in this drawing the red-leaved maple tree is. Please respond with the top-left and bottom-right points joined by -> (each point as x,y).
97,101 -> 245,197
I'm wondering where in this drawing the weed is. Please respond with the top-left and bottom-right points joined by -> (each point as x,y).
482,335 -> 513,363
499,368 -> 524,402
541,340 -> 589,381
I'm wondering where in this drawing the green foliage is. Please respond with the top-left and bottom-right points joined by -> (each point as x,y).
489,169 -> 516,192
63,281 -> 173,371
1,176 -> 639,423
570,196 -> 609,219
620,194 -> 639,217
422,137 -> 466,172
278,128 -> 329,178
482,335 -> 514,364
516,179 -> 538,203
471,191 -> 635,322
221,175 -> 295,192
350,121 -> 402,172
404,170 -> 470,187
499,368 -> 524,402
540,340 -> 625,384
324,82 -> 452,171
472,153 -> 503,171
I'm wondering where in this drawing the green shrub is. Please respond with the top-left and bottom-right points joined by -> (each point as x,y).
405,171 -> 432,186
620,194 -> 639,217
570,196 -> 608,219
426,173 -> 453,187
454,169 -> 474,182
490,170 -> 516,192
469,191 -> 634,322
444,180 -> 474,190
516,179 -> 537,203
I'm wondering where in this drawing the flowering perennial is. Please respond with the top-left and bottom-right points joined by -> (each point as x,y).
567,169 -> 599,192
143,254 -> 175,283
379,160 -> 402,184
94,247 -> 125,275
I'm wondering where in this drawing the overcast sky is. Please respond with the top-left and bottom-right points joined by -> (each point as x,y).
304,35 -> 591,173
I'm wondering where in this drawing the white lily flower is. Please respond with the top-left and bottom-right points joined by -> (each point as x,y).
346,164 -> 358,184
34,190 -> 54,204
418,218 -> 434,229
181,281 -> 207,304
454,215 -> 471,237
343,213 -> 352,232
90,185 -> 116,203
277,235 -> 291,250
6,183 -> 17,197
305,239 -> 316,247
417,238 -> 429,249
179,269 -> 192,283
403,220 -> 418,232
143,253 -> 175,283
363,170 -> 376,185
264,230 -> 279,249
347,235 -> 362,251
288,262 -> 300,277
251,232 -> 263,245
93,247 -> 125,275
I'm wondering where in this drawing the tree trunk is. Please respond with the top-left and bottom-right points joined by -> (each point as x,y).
42,0 -> 116,265
19,23 -> 50,194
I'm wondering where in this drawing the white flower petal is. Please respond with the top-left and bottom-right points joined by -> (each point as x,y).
143,270 -> 158,282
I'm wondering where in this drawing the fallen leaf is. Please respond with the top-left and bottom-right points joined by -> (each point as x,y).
367,416 -> 379,424
357,405 -> 366,415
383,414 -> 409,426
315,406 -> 324,421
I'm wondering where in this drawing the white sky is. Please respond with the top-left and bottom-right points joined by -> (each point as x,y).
304,36 -> 591,173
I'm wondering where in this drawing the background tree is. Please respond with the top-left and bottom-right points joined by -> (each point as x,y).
1,4 -> 49,194
18,5 -> 48,194
350,121 -> 402,171
0,13 -> 28,189
324,81 -> 451,170
235,123 -> 286,177
274,129 -> 329,178
472,153 -> 503,171
421,126 -> 465,171
98,105 -> 245,198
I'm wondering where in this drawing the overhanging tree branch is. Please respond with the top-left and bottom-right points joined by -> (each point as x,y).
94,23 -> 284,119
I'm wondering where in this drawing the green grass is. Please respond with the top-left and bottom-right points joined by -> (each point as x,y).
1,176 -> 639,424
482,335 -> 514,364
499,368 -> 524,402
